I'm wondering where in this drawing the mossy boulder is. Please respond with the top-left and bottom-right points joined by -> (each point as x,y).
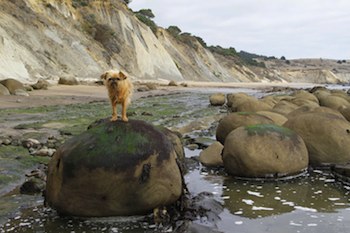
46,119 -> 183,217
216,112 -> 273,144
222,124 -> 308,178
284,112 -> 350,166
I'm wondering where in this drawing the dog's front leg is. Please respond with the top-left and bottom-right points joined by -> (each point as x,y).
121,100 -> 128,122
111,102 -> 118,121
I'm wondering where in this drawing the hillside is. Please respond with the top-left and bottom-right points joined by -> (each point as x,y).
0,0 -> 349,84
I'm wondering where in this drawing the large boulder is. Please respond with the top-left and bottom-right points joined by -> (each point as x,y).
227,93 -> 271,112
222,124 -> 308,178
232,98 -> 272,112
46,119 -> 183,217
0,78 -> 25,94
209,93 -> 225,106
292,90 -> 319,104
340,107 -> 350,121
0,83 -> 10,95
256,111 -> 288,126
216,112 -> 273,144
272,100 -> 299,116
288,106 -> 345,120
58,76 -> 79,85
226,93 -> 252,108
32,79 -> 50,90
260,95 -> 278,108
284,112 -> 350,166
318,94 -> 350,110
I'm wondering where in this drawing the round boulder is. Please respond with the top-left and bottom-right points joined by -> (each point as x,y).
318,94 -> 350,110
0,83 -> 10,96
284,112 -> 350,166
216,112 -> 273,144
0,78 -> 24,94
233,98 -> 272,112
58,76 -> 79,85
340,107 -> 350,121
32,79 -> 50,90
292,90 -> 319,104
226,93 -> 252,108
209,93 -> 225,106
46,119 -> 183,217
256,111 -> 288,126
199,141 -> 224,167
272,100 -> 299,116
222,124 -> 308,178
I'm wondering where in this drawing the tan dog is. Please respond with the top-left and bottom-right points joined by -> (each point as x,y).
101,70 -> 133,122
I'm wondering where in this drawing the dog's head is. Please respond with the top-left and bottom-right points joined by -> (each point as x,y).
100,70 -> 128,88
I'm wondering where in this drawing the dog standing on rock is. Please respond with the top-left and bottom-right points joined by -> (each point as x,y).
101,70 -> 133,122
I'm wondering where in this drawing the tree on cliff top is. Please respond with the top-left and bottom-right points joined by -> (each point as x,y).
134,9 -> 158,34
122,0 -> 132,4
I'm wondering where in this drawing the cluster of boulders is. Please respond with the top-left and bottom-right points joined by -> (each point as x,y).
0,134 -> 66,195
202,87 -> 350,180
0,76 -> 81,96
0,135 -> 63,157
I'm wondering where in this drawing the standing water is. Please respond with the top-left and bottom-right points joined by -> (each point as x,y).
1,88 -> 350,232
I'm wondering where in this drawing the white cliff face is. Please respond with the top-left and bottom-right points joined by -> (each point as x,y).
121,15 -> 183,81
0,0 -> 349,84
0,26 -> 33,82
0,0 -> 183,83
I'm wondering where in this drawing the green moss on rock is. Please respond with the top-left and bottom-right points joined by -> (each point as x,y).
59,119 -> 173,179
245,124 -> 296,138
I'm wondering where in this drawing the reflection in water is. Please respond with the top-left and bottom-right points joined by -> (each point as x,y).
184,163 -> 350,233
223,170 -> 350,218
218,170 -> 350,233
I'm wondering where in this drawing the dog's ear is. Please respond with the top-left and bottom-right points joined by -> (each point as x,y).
100,71 -> 108,80
119,71 -> 127,80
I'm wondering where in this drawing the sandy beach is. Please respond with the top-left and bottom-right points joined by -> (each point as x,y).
0,81 -> 322,109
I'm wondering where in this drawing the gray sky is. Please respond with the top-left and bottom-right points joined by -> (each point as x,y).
129,0 -> 350,59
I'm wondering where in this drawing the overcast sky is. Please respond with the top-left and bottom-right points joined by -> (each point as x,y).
129,0 -> 350,60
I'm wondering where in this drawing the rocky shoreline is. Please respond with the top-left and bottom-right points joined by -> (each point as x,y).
2,81 -> 350,232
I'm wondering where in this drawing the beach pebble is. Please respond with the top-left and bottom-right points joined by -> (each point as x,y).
34,148 -> 56,157
22,138 -> 41,149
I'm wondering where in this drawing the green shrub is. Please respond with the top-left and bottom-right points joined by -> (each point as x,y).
208,46 -> 238,57
135,14 -> 158,34
72,0 -> 90,8
167,26 -> 182,37
135,9 -> 158,35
